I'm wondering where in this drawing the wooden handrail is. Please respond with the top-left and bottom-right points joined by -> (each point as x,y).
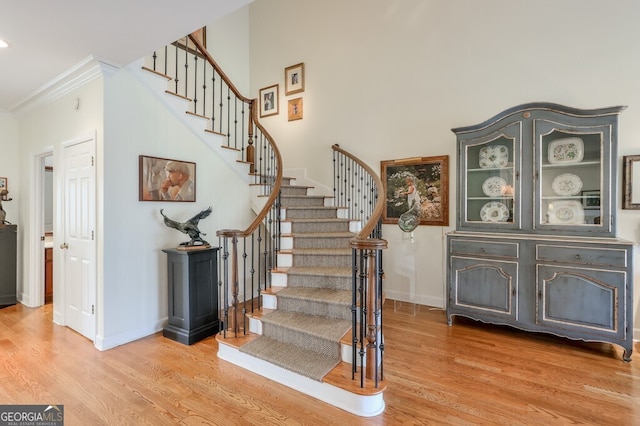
183,34 -> 283,238
187,34 -> 253,105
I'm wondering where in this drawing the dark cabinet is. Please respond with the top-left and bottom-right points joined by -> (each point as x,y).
0,225 -> 17,306
163,247 -> 219,345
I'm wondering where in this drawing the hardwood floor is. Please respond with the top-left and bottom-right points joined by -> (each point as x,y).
0,302 -> 638,425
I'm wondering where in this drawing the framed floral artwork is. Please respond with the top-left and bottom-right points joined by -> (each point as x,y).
381,155 -> 449,226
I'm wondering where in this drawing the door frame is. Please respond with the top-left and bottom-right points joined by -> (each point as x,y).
27,149 -> 53,308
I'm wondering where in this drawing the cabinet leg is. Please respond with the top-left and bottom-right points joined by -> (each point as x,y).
623,347 -> 633,362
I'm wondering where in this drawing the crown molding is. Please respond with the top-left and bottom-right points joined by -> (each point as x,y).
11,56 -> 121,116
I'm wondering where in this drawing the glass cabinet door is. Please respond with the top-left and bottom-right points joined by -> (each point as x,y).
460,122 -> 521,230
535,119 -> 612,235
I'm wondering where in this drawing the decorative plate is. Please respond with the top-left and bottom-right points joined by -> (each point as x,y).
479,145 -> 509,169
480,201 -> 510,222
551,173 -> 583,196
482,176 -> 508,197
547,200 -> 585,225
548,137 -> 584,164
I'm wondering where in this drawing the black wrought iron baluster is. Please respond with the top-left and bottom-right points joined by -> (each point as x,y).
202,61 -> 207,118
242,237 -> 248,335
218,76 -> 224,136
226,87 -> 231,148
163,46 -> 168,76
249,233 -> 256,313
211,71 -> 216,131
192,54 -> 198,114
351,248 -> 358,379
174,41 -> 179,93
377,246 -> 384,383
183,38 -> 189,98
233,97 -> 239,155
240,102 -> 246,163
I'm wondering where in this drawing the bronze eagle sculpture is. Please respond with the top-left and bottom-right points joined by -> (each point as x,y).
160,206 -> 212,246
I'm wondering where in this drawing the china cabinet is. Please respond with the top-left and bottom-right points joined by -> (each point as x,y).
446,103 -> 634,361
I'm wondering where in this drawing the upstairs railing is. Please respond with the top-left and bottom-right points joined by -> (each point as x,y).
147,34 -> 259,171
332,144 -> 387,388
147,34 -> 282,336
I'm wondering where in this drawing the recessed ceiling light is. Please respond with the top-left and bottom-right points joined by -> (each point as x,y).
0,39 -> 9,48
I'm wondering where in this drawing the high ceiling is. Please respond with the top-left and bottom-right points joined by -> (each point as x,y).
0,0 -> 250,112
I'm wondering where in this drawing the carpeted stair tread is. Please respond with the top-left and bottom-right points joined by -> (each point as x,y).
286,266 -> 352,277
284,266 -> 352,290
238,336 -> 340,381
277,287 -> 351,320
278,287 -> 350,304
260,310 -> 351,341
291,231 -> 354,238
291,247 -> 351,255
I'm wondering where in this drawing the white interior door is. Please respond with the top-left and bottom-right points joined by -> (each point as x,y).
62,137 -> 96,341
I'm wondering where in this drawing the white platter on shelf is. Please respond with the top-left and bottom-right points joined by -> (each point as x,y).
551,173 -> 583,196
548,137 -> 584,164
479,145 -> 509,169
482,176 -> 508,197
547,200 -> 585,225
480,201 -> 509,222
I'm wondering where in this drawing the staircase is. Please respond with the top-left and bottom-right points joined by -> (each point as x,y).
217,177 -> 386,417
136,34 -> 386,417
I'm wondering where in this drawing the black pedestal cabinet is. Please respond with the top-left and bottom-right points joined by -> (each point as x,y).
162,247 -> 219,344
0,225 -> 17,307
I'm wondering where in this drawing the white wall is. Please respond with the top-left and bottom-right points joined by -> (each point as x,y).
16,77 -> 104,311
99,67 -> 251,349
206,6 -> 251,95
246,0 -> 640,335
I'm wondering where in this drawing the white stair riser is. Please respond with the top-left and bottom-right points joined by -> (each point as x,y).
277,253 -> 293,267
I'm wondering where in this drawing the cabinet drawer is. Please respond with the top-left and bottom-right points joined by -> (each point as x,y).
536,244 -> 628,268
450,239 -> 519,259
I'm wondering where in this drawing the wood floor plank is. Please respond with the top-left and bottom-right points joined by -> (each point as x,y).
0,303 -> 638,425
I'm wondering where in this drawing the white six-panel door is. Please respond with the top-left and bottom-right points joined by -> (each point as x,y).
62,137 -> 96,341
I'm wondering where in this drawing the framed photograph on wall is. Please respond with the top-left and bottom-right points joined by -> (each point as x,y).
285,63 -> 305,95
259,84 -> 279,117
139,155 -> 196,202
381,155 -> 449,226
288,98 -> 303,121
0,177 -> 7,192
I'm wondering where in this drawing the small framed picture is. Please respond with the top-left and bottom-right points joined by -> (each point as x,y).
285,63 -> 305,95
582,189 -> 601,209
288,98 -> 303,121
259,84 -> 279,118
0,177 -> 7,192
139,155 -> 196,202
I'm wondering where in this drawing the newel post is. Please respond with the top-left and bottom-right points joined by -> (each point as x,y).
246,100 -> 256,174
351,237 -> 387,384
217,229 -> 241,337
